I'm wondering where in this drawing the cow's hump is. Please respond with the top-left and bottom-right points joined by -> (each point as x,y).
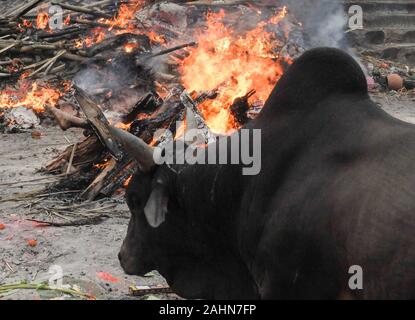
263,48 -> 368,113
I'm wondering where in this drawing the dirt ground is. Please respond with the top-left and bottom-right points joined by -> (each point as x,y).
0,128 -> 170,300
0,92 -> 414,300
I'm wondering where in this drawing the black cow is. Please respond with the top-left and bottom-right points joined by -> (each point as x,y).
118,47 -> 415,299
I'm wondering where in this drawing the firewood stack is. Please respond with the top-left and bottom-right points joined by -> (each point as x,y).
0,0 -> 306,201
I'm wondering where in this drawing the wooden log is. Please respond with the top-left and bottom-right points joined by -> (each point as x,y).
10,0 -> 43,19
19,44 -> 61,52
74,86 -> 123,160
61,52 -> 87,62
100,161 -> 135,196
129,103 -> 185,144
75,18 -> 125,30
230,90 -> 255,126
129,285 -> 172,297
121,93 -> 161,124
37,26 -> 87,39
85,34 -> 128,57
51,1 -> 113,19
180,90 -> 216,144
79,158 -> 117,201
86,33 -> 150,57
49,63 -> 65,74
0,36 -> 30,54
46,135 -> 105,173
183,0 -> 249,6
28,49 -> 66,77
138,42 -> 197,63
83,0 -> 114,9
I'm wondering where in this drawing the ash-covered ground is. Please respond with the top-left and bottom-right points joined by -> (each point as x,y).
0,127 -> 171,300
0,92 -> 414,300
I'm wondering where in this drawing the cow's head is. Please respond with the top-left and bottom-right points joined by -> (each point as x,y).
118,164 -> 182,276
112,126 -> 200,279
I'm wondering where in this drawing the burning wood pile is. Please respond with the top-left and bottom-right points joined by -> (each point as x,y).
0,0 -> 305,202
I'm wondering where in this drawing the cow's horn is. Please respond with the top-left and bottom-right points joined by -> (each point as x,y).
109,127 -> 156,172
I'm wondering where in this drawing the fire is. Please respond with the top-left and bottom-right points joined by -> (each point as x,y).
36,12 -> 49,30
124,42 -> 139,53
147,31 -> 166,44
107,0 -> 145,30
76,0 -> 147,48
64,15 -> 71,25
180,7 -> 289,133
124,175 -> 132,187
0,81 -> 62,113
94,160 -> 110,170
75,0 -> 165,49
114,122 -> 132,130
23,20 -> 33,28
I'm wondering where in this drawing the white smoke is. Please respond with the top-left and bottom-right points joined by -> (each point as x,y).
282,0 -> 348,49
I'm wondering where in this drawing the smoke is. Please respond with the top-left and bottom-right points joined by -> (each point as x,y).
73,55 -> 138,94
282,0 -> 348,50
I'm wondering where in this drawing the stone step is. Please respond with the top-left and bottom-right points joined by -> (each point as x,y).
343,0 -> 415,14
363,13 -> 415,28
361,43 -> 415,64
340,1 -> 415,64
347,27 -> 415,46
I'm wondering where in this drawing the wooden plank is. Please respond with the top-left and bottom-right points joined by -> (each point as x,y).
74,85 -> 124,160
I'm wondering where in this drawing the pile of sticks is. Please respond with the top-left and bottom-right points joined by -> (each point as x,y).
45,84 -> 217,201
0,0 -> 114,79
2,0 -> 302,203
0,1 -> 197,78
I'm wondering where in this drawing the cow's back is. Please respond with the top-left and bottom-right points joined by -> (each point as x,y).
240,92 -> 415,299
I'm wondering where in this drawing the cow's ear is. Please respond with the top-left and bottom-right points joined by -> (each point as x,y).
144,183 -> 168,228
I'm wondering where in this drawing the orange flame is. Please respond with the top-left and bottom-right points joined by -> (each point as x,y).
23,19 -> 33,28
147,31 -> 166,44
114,122 -> 132,130
124,175 -> 132,187
0,81 -> 63,113
107,0 -> 145,30
180,7 -> 289,133
124,42 -> 139,53
36,12 -> 49,30
76,0 -> 147,48
64,15 -> 71,25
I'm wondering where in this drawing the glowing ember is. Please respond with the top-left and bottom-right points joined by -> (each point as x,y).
94,160 -> 110,170
124,42 -> 139,53
180,7 -> 290,133
124,175 -> 132,187
114,122 -> 132,130
147,31 -> 166,44
19,71 -> 30,80
64,15 -> 71,25
0,81 -> 62,113
22,20 -> 33,28
36,12 -> 49,30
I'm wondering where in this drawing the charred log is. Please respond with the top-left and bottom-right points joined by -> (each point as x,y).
230,90 -> 255,126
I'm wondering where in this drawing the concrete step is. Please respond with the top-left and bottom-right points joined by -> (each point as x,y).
347,27 -> 415,46
361,43 -> 415,64
343,0 -> 415,14
363,13 -> 415,28
340,1 -> 415,64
